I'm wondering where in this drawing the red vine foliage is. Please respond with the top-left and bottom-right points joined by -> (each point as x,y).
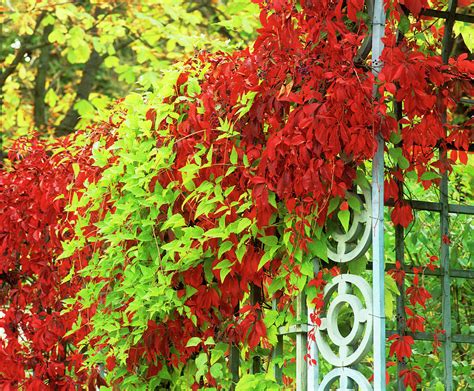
0,125 -> 116,389
0,0 -> 472,389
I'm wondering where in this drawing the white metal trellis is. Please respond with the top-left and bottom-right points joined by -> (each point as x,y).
235,1 -> 474,390
306,0 -> 387,389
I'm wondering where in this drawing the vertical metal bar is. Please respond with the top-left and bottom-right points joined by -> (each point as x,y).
440,2 -> 456,388
230,300 -> 240,390
371,0 -> 386,388
307,304 -> 319,390
307,258 -> 319,390
250,284 -> 262,374
272,299 -> 283,384
440,172 -> 452,391
393,56 -> 407,390
395,223 -> 407,391
441,0 -> 458,63
229,344 -> 240,390
296,292 -> 307,391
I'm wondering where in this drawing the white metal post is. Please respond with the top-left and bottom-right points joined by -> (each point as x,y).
307,259 -> 319,390
371,0 -> 386,389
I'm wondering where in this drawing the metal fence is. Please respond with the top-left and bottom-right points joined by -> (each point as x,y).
302,1 -> 474,390
227,2 -> 473,390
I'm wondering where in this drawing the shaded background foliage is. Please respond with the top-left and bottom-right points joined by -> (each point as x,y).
0,0 -> 259,156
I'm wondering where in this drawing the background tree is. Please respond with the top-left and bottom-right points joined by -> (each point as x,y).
0,0 -> 259,158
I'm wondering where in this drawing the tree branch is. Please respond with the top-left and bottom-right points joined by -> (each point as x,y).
33,24 -> 53,131
55,37 -> 135,136
0,12 -> 46,89
55,49 -> 103,136
0,12 -> 47,116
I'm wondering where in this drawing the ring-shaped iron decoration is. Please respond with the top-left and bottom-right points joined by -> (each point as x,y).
319,367 -> 373,391
315,274 -> 373,368
327,186 -> 372,263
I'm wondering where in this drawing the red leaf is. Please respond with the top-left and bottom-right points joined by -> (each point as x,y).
248,319 -> 266,349
391,202 -> 413,228
388,334 -> 414,360
406,284 -> 431,308
106,356 -> 116,371
399,367 -> 422,390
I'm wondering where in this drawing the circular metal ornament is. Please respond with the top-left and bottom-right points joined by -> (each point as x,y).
315,274 -> 373,367
319,367 -> 373,391
327,186 -> 372,263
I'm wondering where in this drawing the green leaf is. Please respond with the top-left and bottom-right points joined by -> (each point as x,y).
74,99 -> 95,119
195,199 -> 217,218
195,352 -> 208,371
210,343 -> 228,365
267,277 -> 285,296
48,28 -> 66,44
204,336 -> 215,345
257,251 -> 273,270
389,147 -> 402,160
236,245 -> 246,262
203,259 -> 214,283
355,169 -> 370,189
420,171 -> 440,181
187,77 -> 201,95
230,146 -> 238,165
385,274 -> 400,295
398,15 -> 410,34
72,163 -> 80,178
398,156 -> 410,170
347,195 -> 361,213
338,210 -> 350,232
161,213 -> 186,230
186,337 -> 201,347
237,217 -> 251,233
210,363 -> 223,379
300,257 -> 314,277
66,43 -> 91,64
454,21 -> 474,52
348,256 -> 367,274
214,259 -> 234,282
389,132 -> 402,144
327,197 -> 340,214
263,310 -> 278,327
258,235 -> 278,247
218,241 -> 233,258
104,56 -> 120,68
307,237 -> 328,262
385,288 -> 394,319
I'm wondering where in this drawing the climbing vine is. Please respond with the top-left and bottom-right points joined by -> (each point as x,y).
1,0 -> 472,389
0,125 -> 116,388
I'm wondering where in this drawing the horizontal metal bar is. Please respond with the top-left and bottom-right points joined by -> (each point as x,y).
421,8 -> 474,23
460,98 -> 474,105
409,200 -> 441,212
278,324 -> 308,336
384,199 -> 474,215
453,334 -> 474,344
448,203 -> 474,215
450,269 -> 474,279
386,330 -> 474,344
369,262 -> 474,279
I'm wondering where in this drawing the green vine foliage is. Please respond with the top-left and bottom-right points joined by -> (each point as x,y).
65,65 -> 314,388
57,0 -> 473,389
